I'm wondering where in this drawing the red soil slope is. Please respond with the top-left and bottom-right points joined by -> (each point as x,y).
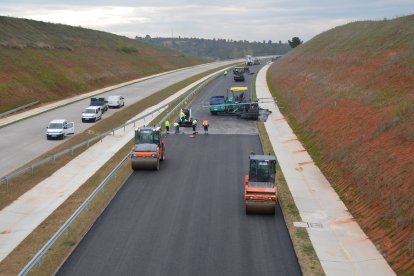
268,15 -> 414,275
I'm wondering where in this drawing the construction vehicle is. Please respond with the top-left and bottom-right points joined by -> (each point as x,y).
245,154 -> 277,215
233,67 -> 245,82
210,87 -> 247,114
131,126 -> 165,170
178,108 -> 193,127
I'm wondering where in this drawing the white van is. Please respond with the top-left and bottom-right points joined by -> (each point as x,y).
108,95 -> 125,108
46,119 -> 75,140
82,106 -> 102,122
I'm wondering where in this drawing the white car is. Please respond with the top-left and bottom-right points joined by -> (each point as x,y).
46,119 -> 75,140
82,106 -> 102,122
107,95 -> 125,108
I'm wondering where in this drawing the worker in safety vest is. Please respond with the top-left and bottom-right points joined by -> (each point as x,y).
202,119 -> 209,134
192,119 -> 197,132
174,122 -> 179,134
164,120 -> 170,133
180,109 -> 186,123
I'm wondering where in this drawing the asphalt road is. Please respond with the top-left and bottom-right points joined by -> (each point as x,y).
58,61 -> 301,276
0,60 -> 237,177
57,134 -> 301,276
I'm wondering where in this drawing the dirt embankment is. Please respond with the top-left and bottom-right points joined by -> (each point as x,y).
0,16 -> 208,113
268,15 -> 414,274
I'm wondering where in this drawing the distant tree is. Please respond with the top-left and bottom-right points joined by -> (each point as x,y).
288,37 -> 303,48
145,34 -> 151,40
268,40 -> 272,44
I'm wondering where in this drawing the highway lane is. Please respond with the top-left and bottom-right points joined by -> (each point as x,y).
189,63 -> 260,135
58,60 -> 301,275
0,60 -> 237,177
57,134 -> 302,276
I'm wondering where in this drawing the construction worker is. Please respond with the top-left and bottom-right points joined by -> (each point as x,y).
192,119 -> 197,132
202,119 -> 209,134
164,120 -> 170,134
180,109 -> 186,123
174,121 -> 179,134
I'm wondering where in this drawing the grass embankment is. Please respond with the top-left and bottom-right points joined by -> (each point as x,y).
0,16 -> 209,113
252,69 -> 324,275
267,14 -> 414,274
257,123 -> 324,276
0,66 -> 229,275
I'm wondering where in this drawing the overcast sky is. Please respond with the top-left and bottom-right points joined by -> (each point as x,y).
1,1 -> 413,42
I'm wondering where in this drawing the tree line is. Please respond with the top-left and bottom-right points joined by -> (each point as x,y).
136,35 -> 298,59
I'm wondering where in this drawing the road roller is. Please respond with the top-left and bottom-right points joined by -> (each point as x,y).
131,126 -> 165,170
245,154 -> 277,215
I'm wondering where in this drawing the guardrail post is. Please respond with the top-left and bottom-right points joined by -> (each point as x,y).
71,147 -> 74,156
30,165 -> 34,176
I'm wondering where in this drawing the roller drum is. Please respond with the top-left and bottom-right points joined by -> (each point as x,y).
131,158 -> 159,170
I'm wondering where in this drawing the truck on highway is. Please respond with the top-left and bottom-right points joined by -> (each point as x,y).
46,119 -> 74,140
233,67 -> 245,82
245,154 -> 277,215
131,126 -> 165,170
90,97 -> 108,113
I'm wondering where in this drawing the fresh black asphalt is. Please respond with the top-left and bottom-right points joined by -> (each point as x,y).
57,134 -> 301,276
58,62 -> 302,276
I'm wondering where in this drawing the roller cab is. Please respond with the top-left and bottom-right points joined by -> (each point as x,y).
245,154 -> 277,215
131,127 -> 165,170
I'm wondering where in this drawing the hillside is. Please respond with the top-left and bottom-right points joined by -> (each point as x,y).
0,16 -> 208,113
138,36 -> 291,59
268,15 -> 414,274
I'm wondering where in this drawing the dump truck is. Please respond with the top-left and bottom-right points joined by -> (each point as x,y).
131,126 -> 165,170
233,67 -> 245,82
245,154 -> 277,215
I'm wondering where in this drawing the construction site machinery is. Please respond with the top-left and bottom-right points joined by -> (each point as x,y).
233,67 -> 245,82
131,126 -> 165,170
178,108 -> 193,127
245,154 -> 277,215
210,87 -> 247,115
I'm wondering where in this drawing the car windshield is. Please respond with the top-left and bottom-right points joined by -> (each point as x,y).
48,123 -> 63,129
84,109 -> 95,114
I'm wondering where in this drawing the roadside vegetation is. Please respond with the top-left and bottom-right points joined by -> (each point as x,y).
257,122 -> 324,276
267,14 -> 414,274
0,66 -> 230,275
0,16 -> 209,113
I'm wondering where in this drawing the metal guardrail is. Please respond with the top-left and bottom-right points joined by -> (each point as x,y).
17,73 -> 216,275
0,101 -> 40,118
0,74 -> 214,188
